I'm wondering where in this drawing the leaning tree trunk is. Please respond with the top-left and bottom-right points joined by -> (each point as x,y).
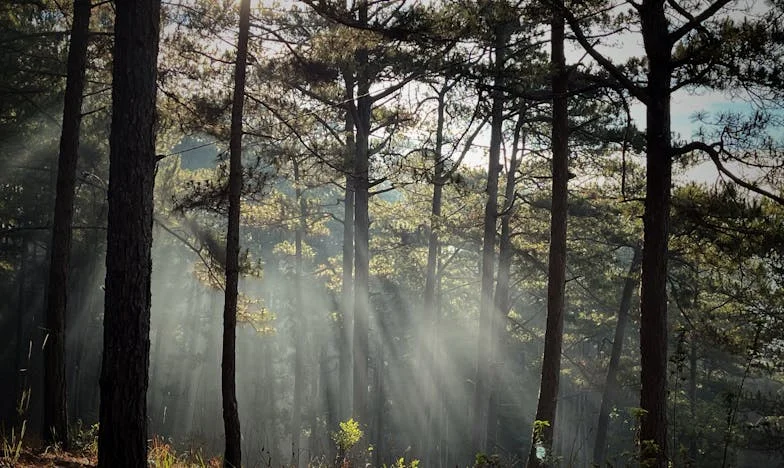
221,0 -> 251,466
471,23 -> 506,453
44,0 -> 91,448
97,1 -> 161,466
593,246 -> 642,466
352,0 -> 371,425
639,1 -> 672,464
527,5 -> 569,465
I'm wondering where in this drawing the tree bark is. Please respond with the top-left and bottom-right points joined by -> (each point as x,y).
471,23 -> 506,453
97,0 -> 160,465
340,69 -> 355,423
639,1 -> 672,464
593,246 -> 642,466
221,0 -> 251,465
44,0 -> 91,448
527,5 -> 569,465
352,0 -> 371,426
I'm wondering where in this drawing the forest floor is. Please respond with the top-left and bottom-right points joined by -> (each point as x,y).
1,438 -> 223,467
2,449 -> 95,467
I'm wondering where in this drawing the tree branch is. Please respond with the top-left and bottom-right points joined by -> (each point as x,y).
669,0 -> 734,43
679,140 -> 784,205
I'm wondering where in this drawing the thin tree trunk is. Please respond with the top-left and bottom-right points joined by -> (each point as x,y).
14,238 -> 29,428
314,345 -> 329,460
373,339 -> 385,468
471,23 -> 506,452
291,158 -> 306,467
44,0 -> 91,448
97,0 -> 161,465
422,81 -> 448,466
688,333 -> 697,461
221,0 -> 251,465
593,246 -> 642,466
487,109 -> 525,452
527,5 -> 569,465
352,0 -> 371,425
639,2 -> 672,464
340,69 -> 355,423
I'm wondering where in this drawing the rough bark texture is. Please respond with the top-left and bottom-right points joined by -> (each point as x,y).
471,24 -> 505,452
527,7 -> 568,466
222,0 -> 251,466
44,0 -> 91,448
593,246 -> 642,466
97,1 -> 160,465
352,0 -> 370,425
639,1 -> 672,464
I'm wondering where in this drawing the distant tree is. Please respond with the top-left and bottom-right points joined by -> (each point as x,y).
593,245 -> 642,466
97,0 -> 161,466
43,0 -> 91,448
222,0 -> 251,466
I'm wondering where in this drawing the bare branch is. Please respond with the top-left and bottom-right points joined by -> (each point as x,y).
669,0 -> 734,43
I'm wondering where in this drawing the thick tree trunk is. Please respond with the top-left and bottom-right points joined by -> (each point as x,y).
527,6 -> 569,466
639,2 -> 672,465
592,246 -> 642,466
44,0 -> 91,448
352,0 -> 371,425
97,1 -> 160,465
340,70 -> 355,423
221,0 -> 251,466
471,24 -> 506,453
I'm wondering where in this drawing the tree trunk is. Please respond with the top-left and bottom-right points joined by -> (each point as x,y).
13,238 -> 29,428
373,339 -> 385,468
488,109 -> 525,452
352,0 -> 371,426
593,246 -> 642,466
527,5 -> 569,465
221,0 -> 251,465
422,81 -> 448,466
97,0 -> 161,465
688,334 -> 698,461
639,2 -> 672,464
471,23 -> 506,453
340,69 -> 355,423
44,0 -> 91,448
291,158 -> 306,467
